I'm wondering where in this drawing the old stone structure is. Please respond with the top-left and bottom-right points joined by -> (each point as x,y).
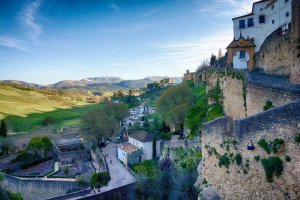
183,69 -> 197,84
200,69 -> 247,119
290,0 -> 300,83
228,0 -> 300,84
199,67 -> 300,119
227,36 -> 256,71
201,101 -> 300,200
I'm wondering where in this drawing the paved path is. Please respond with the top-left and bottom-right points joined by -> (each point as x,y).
68,143 -> 136,200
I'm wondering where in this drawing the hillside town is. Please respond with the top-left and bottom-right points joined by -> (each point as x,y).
0,0 -> 299,200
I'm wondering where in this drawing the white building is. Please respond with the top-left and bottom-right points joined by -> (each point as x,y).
232,0 -> 292,69
117,131 -> 161,166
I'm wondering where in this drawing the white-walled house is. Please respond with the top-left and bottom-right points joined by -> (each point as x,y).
232,0 -> 292,68
117,131 -> 161,166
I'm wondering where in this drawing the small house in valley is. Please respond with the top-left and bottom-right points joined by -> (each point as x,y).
117,131 -> 161,166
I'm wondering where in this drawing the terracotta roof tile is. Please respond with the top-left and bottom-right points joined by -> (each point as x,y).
118,142 -> 139,154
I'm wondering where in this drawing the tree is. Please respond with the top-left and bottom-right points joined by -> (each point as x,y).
102,102 -> 129,126
152,134 -> 156,159
157,84 -> 195,138
81,110 -> 120,144
0,120 -> 7,138
128,89 -> 134,96
210,54 -> 217,67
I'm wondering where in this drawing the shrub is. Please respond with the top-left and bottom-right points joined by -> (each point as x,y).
234,153 -> 242,166
254,155 -> 260,162
42,116 -> 54,126
219,154 -> 231,168
263,100 -> 274,111
294,134 -> 300,143
285,155 -> 291,162
90,172 -> 110,188
261,157 -> 283,182
271,138 -> 285,153
258,139 -> 271,154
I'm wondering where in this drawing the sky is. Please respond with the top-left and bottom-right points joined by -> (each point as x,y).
0,0 -> 254,85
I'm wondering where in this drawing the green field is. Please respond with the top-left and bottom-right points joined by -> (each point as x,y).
7,104 -> 104,132
0,84 -> 104,132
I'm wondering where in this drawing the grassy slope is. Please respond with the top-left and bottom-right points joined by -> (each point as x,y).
0,84 -> 102,132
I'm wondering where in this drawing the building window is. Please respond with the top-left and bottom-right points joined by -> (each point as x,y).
260,8 -> 263,11
259,15 -> 265,24
240,51 -> 246,59
272,20 -> 275,24
271,5 -> 274,9
285,0 -> 289,3
286,12 -> 289,17
239,19 -> 246,29
247,18 -> 254,27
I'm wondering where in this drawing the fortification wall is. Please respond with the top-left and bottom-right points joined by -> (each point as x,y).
201,69 -> 247,119
1,174 -> 82,200
290,0 -> 300,84
201,101 -> 300,200
255,31 -> 293,77
246,81 -> 300,116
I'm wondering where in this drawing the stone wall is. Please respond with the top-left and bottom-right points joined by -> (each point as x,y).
246,78 -> 300,116
1,174 -> 83,200
255,30 -> 293,77
201,101 -> 300,200
201,69 -> 247,119
199,67 -> 300,118
290,0 -> 300,84
255,0 -> 300,83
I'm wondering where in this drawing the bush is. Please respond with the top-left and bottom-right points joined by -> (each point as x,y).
234,154 -> 242,166
294,134 -> 300,143
258,139 -> 271,154
263,100 -> 274,111
90,172 -> 110,188
271,138 -> 284,153
285,155 -> 291,162
261,156 -> 283,182
42,116 -> 54,126
219,154 -> 231,168
254,155 -> 260,162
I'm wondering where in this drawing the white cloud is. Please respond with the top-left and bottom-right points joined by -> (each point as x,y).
100,23 -> 151,33
147,28 -> 233,71
109,3 -> 120,14
140,7 -> 161,18
0,36 -> 29,52
199,0 -> 254,18
19,0 -> 42,41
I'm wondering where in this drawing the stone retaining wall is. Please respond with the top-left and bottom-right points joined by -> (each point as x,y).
201,101 -> 300,200
1,174 -> 83,200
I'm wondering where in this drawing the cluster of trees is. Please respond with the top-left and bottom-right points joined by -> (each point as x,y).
157,83 -> 195,138
133,156 -> 199,200
81,102 -> 129,145
13,136 -> 54,164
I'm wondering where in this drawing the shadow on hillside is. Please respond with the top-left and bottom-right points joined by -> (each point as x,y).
4,103 -> 104,132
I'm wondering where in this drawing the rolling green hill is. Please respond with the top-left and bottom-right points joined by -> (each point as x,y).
0,84 -> 102,132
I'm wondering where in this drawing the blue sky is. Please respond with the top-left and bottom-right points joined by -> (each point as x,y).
0,0 -> 253,85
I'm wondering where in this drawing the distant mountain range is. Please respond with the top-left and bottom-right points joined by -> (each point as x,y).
1,76 -> 182,91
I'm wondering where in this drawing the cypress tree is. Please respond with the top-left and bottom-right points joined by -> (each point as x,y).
152,134 -> 156,159
0,120 -> 7,138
